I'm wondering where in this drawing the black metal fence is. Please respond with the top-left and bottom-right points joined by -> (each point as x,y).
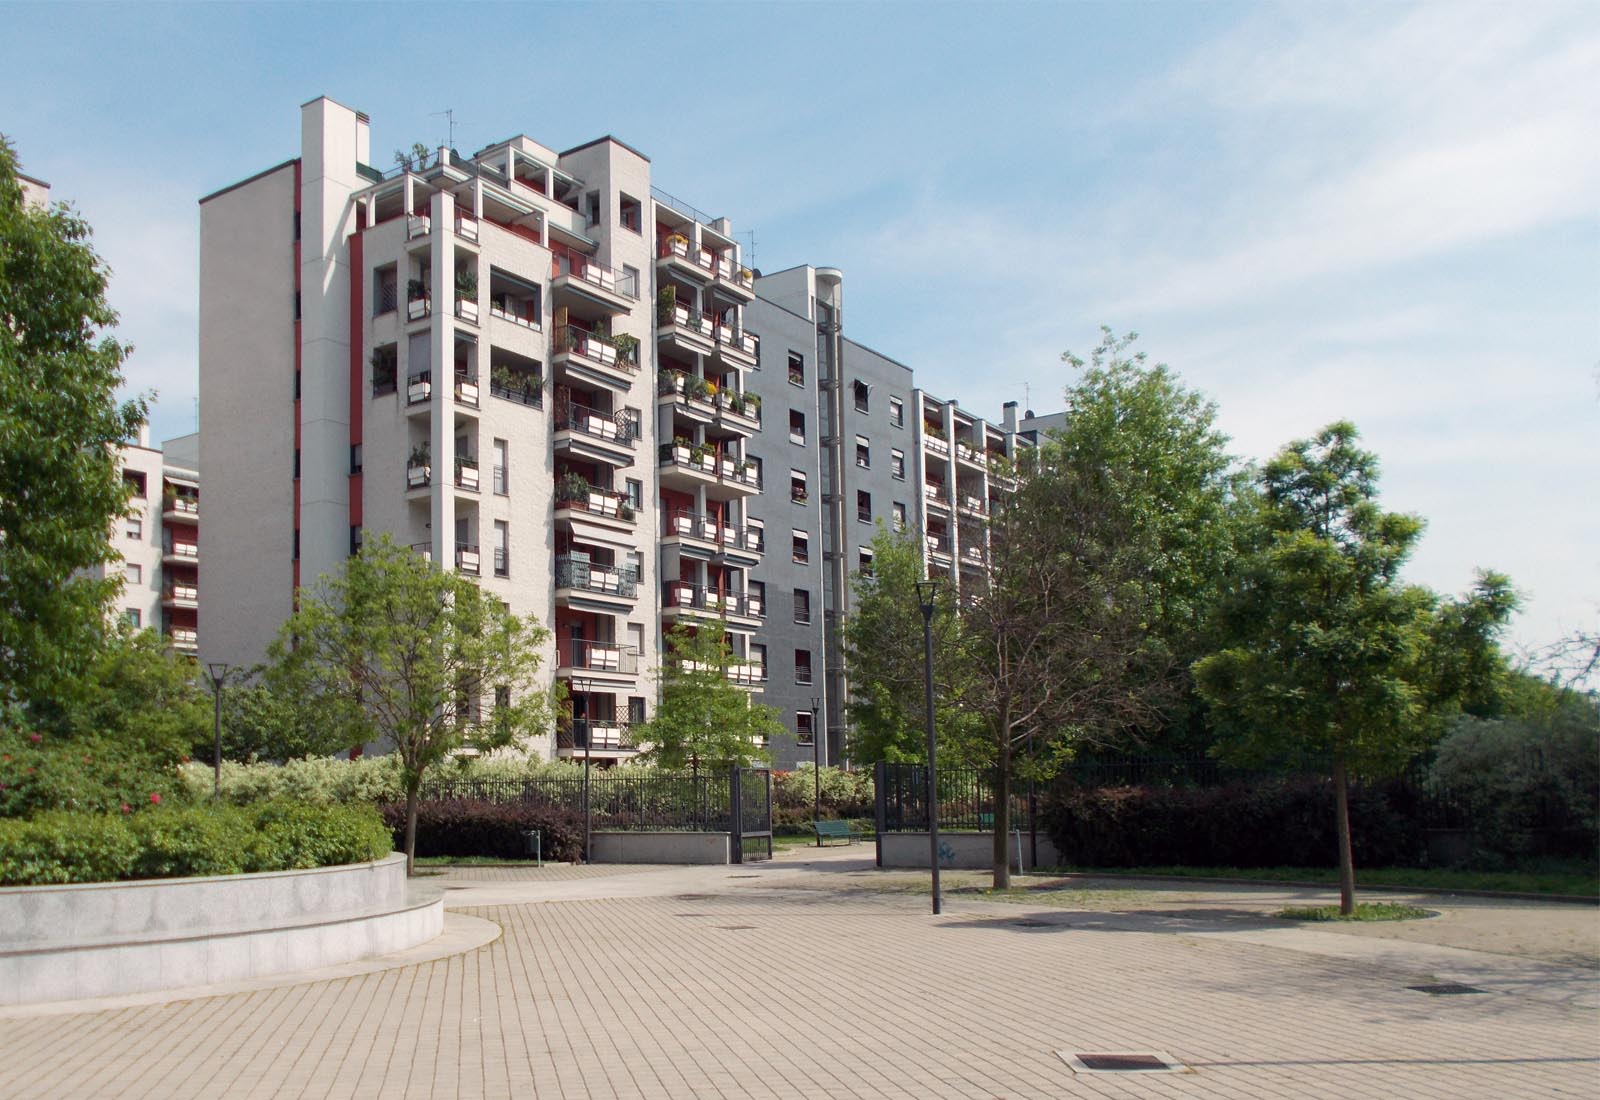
875,763 -> 1035,833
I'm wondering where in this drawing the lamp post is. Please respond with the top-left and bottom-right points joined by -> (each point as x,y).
205,662 -> 229,800
810,695 -> 822,847
914,579 -> 942,915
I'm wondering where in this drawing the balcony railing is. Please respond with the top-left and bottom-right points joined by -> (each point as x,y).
454,372 -> 479,408
558,639 -> 641,675
558,719 -> 637,752
956,442 -> 988,467
555,325 -> 637,373
552,254 -> 639,300
657,444 -> 762,489
455,543 -> 480,575
711,253 -> 755,290
662,581 -> 763,618
959,495 -> 987,516
554,485 -> 634,522
375,281 -> 398,315
657,300 -> 714,336
407,214 -> 431,239
454,213 -> 479,242
455,461 -> 480,492
169,628 -> 199,648
714,324 -> 758,357
924,433 -> 949,456
490,375 -> 543,408
163,496 -> 199,517
555,402 -> 638,447
681,659 -> 767,686
407,371 -> 432,404
407,462 -> 431,489
927,535 -> 951,558
923,483 -> 949,505
164,542 -> 198,560
555,556 -> 639,598
163,583 -> 198,603
488,301 -> 541,331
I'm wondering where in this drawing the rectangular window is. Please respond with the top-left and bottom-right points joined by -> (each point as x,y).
855,436 -> 870,469
619,194 -> 642,232
746,518 -> 765,552
859,547 -> 874,576
890,396 -> 905,427
853,380 -> 870,413
493,520 -> 509,577
787,352 -> 804,387
125,516 -> 142,541
125,563 -> 142,585
350,443 -> 362,475
371,345 -> 397,395
789,409 -> 805,445
796,711 -> 815,746
792,530 -> 809,564
350,525 -> 362,556
124,608 -> 141,629
493,438 -> 508,495
628,697 -> 647,726
622,264 -> 640,299
749,580 -> 765,615
795,649 -> 813,685
790,470 -> 808,504
793,589 -> 811,625
124,471 -> 147,498
583,191 -> 600,228
892,502 -> 907,530
626,478 -> 643,510
856,489 -> 871,523
374,265 -> 398,316
891,448 -> 905,480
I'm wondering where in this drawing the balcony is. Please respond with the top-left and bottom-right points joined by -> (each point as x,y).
406,461 -> 431,491
556,719 -> 638,756
656,371 -> 718,424
555,556 -> 639,611
455,543 -> 480,576
556,639 -> 641,682
488,301 -> 541,333
161,541 -> 199,566
161,496 -> 199,524
658,444 -> 761,499
406,214 -> 431,240
454,213 -> 479,243
454,372 -> 480,408
161,582 -> 198,609
551,254 -> 638,313
681,659 -> 767,689
923,483 -> 950,511
407,372 -> 432,405
959,494 -> 987,517
711,253 -> 756,301
714,391 -> 761,434
655,235 -> 714,283
455,460 -> 480,493
926,534 -> 952,562
553,325 -> 638,390
168,627 -> 198,652
924,432 -> 950,457
955,442 -> 988,469
656,301 -> 716,355
490,372 -> 544,409
661,581 -> 764,625
554,483 -> 637,544
454,298 -> 479,325
710,323 -> 758,369
407,294 -> 431,322
554,403 -> 637,468
961,543 -> 985,566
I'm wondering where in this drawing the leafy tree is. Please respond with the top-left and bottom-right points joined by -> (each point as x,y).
210,669 -> 356,763
1195,422 -> 1515,914
269,534 -> 556,873
45,624 -> 210,757
637,620 -> 779,772
0,135 -> 147,709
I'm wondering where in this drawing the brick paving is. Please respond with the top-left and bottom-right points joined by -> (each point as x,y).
1,851 -> 1595,1099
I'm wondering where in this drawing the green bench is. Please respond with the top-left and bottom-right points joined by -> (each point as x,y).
812,820 -> 861,845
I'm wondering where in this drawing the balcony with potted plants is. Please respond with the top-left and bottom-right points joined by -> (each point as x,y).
167,627 -> 199,653
923,422 -> 950,457
955,437 -> 988,470
489,361 -> 544,410
658,437 -> 721,492
660,580 -> 763,626
161,580 -> 198,609
553,324 -> 638,390
923,479 -> 951,512
161,538 -> 199,566
486,268 -> 542,339
710,251 -> 756,301
655,229 -> 714,284
709,320 -> 758,369
553,399 -> 638,468
555,716 -> 639,758
406,277 -> 431,322
655,287 -> 716,356
161,490 -> 199,524
553,471 -> 636,540
713,387 -> 761,434
555,554 -> 640,612
407,371 -> 432,407
551,250 -> 638,313
454,453 -> 480,494
406,442 -> 432,493
453,370 -> 480,409
453,267 -> 479,325
656,368 -> 718,425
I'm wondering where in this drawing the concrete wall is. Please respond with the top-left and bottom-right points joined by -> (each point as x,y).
877,831 -> 1061,872
0,854 -> 441,1006
589,831 -> 733,864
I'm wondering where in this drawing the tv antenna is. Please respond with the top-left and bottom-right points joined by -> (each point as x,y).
431,108 -> 466,152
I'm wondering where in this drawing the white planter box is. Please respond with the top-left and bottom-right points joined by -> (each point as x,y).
455,299 -> 479,324
407,464 -> 431,488
457,466 -> 479,491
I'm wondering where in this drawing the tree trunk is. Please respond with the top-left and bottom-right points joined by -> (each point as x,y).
403,778 -> 420,878
1332,755 -> 1355,916
993,718 -> 1012,890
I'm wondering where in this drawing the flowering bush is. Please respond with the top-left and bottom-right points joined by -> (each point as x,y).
0,725 -> 185,818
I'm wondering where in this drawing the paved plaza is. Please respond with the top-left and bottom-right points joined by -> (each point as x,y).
1,847 -> 1595,1099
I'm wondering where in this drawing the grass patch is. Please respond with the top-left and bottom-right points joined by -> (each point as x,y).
1050,864 -> 1598,898
1278,902 -> 1434,922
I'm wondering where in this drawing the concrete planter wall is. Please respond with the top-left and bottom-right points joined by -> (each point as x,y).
877,831 -> 1061,871
0,853 -> 441,1007
589,831 -> 733,865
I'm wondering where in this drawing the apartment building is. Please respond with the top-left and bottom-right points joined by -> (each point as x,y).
199,98 -> 763,761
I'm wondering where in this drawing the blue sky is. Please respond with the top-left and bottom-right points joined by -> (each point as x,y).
3,1 -> 1596,666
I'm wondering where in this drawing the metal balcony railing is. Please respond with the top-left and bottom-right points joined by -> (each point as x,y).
555,325 -> 636,372
558,719 -> 637,752
554,402 -> 638,447
555,556 -> 639,598
662,581 -> 763,618
552,253 -> 639,300
558,639 -> 641,675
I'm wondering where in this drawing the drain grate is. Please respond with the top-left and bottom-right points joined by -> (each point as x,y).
1059,1051 -> 1184,1074
1409,982 -> 1488,995
674,894 -> 714,901
716,925 -> 757,931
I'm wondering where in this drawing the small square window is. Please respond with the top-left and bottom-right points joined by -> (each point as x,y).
125,516 -> 143,541
619,194 -> 642,233
856,490 -> 872,523
795,649 -> 813,685
792,530 -> 810,564
853,380 -> 870,413
125,563 -> 142,585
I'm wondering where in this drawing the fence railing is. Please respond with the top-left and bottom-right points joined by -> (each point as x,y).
876,764 -> 1033,833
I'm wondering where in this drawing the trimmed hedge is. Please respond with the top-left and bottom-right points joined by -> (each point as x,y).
0,802 -> 392,885
380,799 -> 585,862
1039,778 -> 1428,869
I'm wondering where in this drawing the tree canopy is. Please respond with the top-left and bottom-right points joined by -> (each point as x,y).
0,135 -> 146,709
637,620 -> 778,772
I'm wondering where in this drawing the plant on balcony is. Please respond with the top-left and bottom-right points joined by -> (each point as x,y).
455,454 -> 478,471
665,232 -> 688,249
554,471 -> 591,504
686,375 -> 711,401
612,333 -> 639,364
408,441 -> 431,468
689,443 -> 712,466
739,267 -> 753,283
407,277 -> 428,302
617,501 -> 635,522
656,284 -> 677,325
454,268 -> 478,302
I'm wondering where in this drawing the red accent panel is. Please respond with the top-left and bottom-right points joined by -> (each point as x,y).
349,473 -> 363,526
349,230 -> 364,528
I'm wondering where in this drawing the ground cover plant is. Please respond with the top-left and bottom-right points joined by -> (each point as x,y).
1278,902 -> 1432,922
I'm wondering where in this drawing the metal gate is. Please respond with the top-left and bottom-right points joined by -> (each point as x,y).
730,767 -> 773,863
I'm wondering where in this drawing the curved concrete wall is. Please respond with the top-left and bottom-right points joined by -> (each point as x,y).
0,854 -> 441,1006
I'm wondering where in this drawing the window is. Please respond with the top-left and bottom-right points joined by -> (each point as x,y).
350,525 -> 362,556
793,589 -> 811,624
622,264 -> 640,299
790,470 -> 808,504
619,194 -> 642,232
796,711 -> 815,746
628,697 -> 647,726
582,191 -> 600,227
125,563 -> 142,585
892,502 -> 907,530
787,352 -> 804,386
374,265 -> 398,315
293,448 -> 301,479
890,396 -> 905,427
891,448 -> 905,480
350,443 -> 362,475
493,520 -> 509,577
789,409 -> 806,445
792,530 -> 809,564
852,380 -> 870,413
795,649 -> 813,685
124,471 -> 147,498
746,518 -> 765,551
626,478 -> 643,511
855,436 -> 870,468
750,643 -> 767,677
493,438 -> 508,494
749,580 -> 765,614
856,489 -> 871,523
123,608 -> 141,629
859,547 -> 874,576
125,516 -> 142,541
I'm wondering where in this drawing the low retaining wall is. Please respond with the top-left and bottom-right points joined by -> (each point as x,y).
877,831 -> 1062,871
589,831 -> 733,865
0,853 -> 442,1006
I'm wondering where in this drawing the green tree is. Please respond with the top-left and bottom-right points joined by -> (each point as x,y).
0,136 -> 147,709
269,534 -> 556,873
212,669 -> 356,763
49,624 -> 210,757
637,620 -> 779,772
1195,422 -> 1515,914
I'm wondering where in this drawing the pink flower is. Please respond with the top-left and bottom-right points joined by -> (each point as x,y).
149,792 -> 162,805
120,803 -> 131,814
28,733 -> 41,743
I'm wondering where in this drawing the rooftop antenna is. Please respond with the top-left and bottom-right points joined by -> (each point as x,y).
739,229 -> 757,271
431,108 -> 465,151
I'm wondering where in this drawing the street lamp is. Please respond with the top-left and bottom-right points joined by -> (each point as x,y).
914,579 -> 942,915
205,662 -> 229,800
810,695 -> 822,848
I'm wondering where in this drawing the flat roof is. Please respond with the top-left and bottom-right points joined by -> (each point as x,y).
199,158 -> 297,205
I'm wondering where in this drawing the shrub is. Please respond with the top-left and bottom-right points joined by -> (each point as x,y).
772,766 -> 874,820
180,754 -> 405,806
1039,778 -> 1427,869
380,798 -> 585,862
0,726 -> 186,818
0,802 -> 390,885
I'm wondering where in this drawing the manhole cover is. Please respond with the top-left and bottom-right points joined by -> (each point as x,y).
1059,1051 -> 1184,1074
1409,983 -> 1488,995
